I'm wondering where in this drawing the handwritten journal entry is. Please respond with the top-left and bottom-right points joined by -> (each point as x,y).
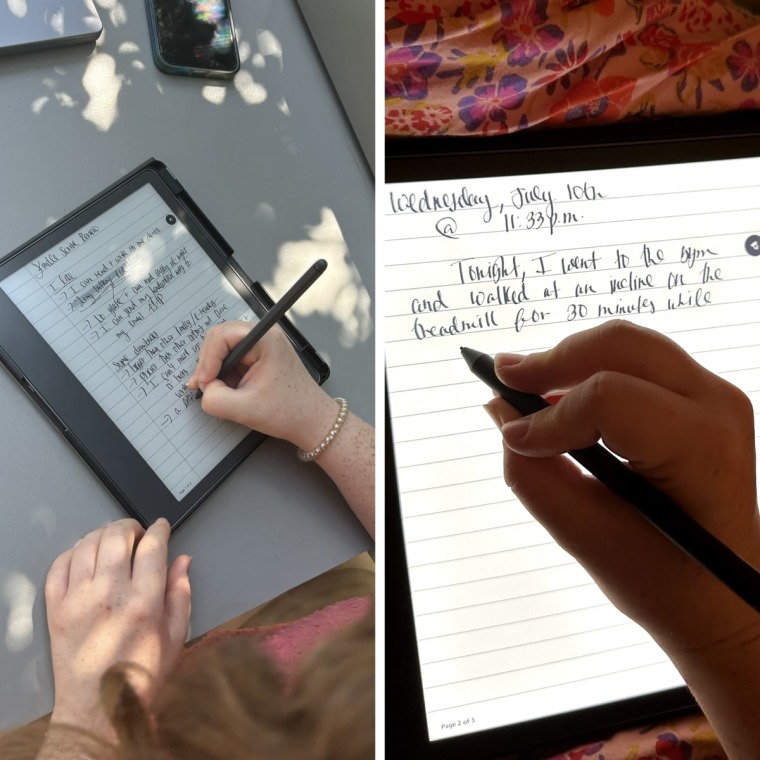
385,157 -> 760,740
0,183 -> 256,500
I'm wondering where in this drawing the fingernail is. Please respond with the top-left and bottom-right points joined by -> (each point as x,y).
484,399 -> 516,428
155,517 -> 170,527
495,353 -> 524,370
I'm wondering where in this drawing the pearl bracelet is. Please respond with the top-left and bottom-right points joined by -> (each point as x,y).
296,397 -> 349,462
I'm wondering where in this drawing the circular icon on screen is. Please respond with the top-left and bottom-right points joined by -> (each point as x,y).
166,214 -> 176,225
745,235 -> 760,256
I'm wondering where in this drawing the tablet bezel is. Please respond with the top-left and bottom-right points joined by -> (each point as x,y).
0,162 -> 329,529
384,112 -> 760,758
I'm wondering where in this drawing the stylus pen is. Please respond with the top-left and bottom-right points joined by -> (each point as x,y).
195,259 -> 327,399
461,346 -> 760,616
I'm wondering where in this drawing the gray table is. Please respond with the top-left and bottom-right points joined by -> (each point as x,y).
0,1 -> 373,729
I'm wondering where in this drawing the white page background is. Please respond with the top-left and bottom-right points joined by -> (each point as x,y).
385,157 -> 760,741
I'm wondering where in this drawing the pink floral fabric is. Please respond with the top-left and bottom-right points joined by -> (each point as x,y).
385,0 -> 760,135
549,714 -> 727,759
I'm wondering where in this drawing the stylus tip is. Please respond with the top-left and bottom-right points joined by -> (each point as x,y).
461,346 -> 479,369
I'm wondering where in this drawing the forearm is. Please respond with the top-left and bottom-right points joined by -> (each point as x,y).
580,532 -> 760,760
312,412 -> 375,539
648,565 -> 760,760
676,652 -> 760,759
290,392 -> 375,539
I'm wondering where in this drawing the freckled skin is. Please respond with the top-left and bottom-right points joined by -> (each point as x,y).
186,322 -> 375,538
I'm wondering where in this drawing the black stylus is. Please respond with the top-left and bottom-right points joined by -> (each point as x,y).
195,259 -> 327,399
461,345 -> 760,616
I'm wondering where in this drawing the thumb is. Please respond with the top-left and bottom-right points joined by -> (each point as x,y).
200,379 -> 249,426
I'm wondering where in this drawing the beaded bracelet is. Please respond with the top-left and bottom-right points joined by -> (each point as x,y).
296,397 -> 348,462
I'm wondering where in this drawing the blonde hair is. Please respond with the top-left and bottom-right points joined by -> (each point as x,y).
0,607 -> 374,760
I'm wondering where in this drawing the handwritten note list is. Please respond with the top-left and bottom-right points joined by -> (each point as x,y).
385,157 -> 760,740
1,183 -> 256,499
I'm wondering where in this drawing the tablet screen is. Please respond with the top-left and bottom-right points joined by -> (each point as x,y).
0,181 -> 256,500
385,153 -> 760,743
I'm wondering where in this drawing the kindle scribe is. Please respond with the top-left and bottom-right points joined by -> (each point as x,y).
385,114 -> 760,758
0,159 -> 328,529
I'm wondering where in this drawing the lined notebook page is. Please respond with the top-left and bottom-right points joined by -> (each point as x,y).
0,183 -> 255,499
385,157 -> 760,741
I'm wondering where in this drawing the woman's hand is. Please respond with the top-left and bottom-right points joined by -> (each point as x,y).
186,322 -> 339,452
485,320 -> 760,650
486,319 -> 760,760
45,518 -> 191,742
187,321 -> 375,538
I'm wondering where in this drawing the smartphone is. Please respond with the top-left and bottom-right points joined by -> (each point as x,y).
144,0 -> 240,79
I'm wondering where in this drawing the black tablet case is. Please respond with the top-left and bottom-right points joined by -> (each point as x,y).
0,159 -> 329,529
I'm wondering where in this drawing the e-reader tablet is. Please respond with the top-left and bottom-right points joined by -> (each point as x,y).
0,159 -> 329,530
385,113 -> 760,758
0,0 -> 102,57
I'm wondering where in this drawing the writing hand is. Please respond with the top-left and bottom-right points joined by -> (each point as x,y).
186,322 -> 339,451
487,318 -> 760,760
485,320 -> 760,650
187,321 -> 375,537
45,518 -> 191,741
